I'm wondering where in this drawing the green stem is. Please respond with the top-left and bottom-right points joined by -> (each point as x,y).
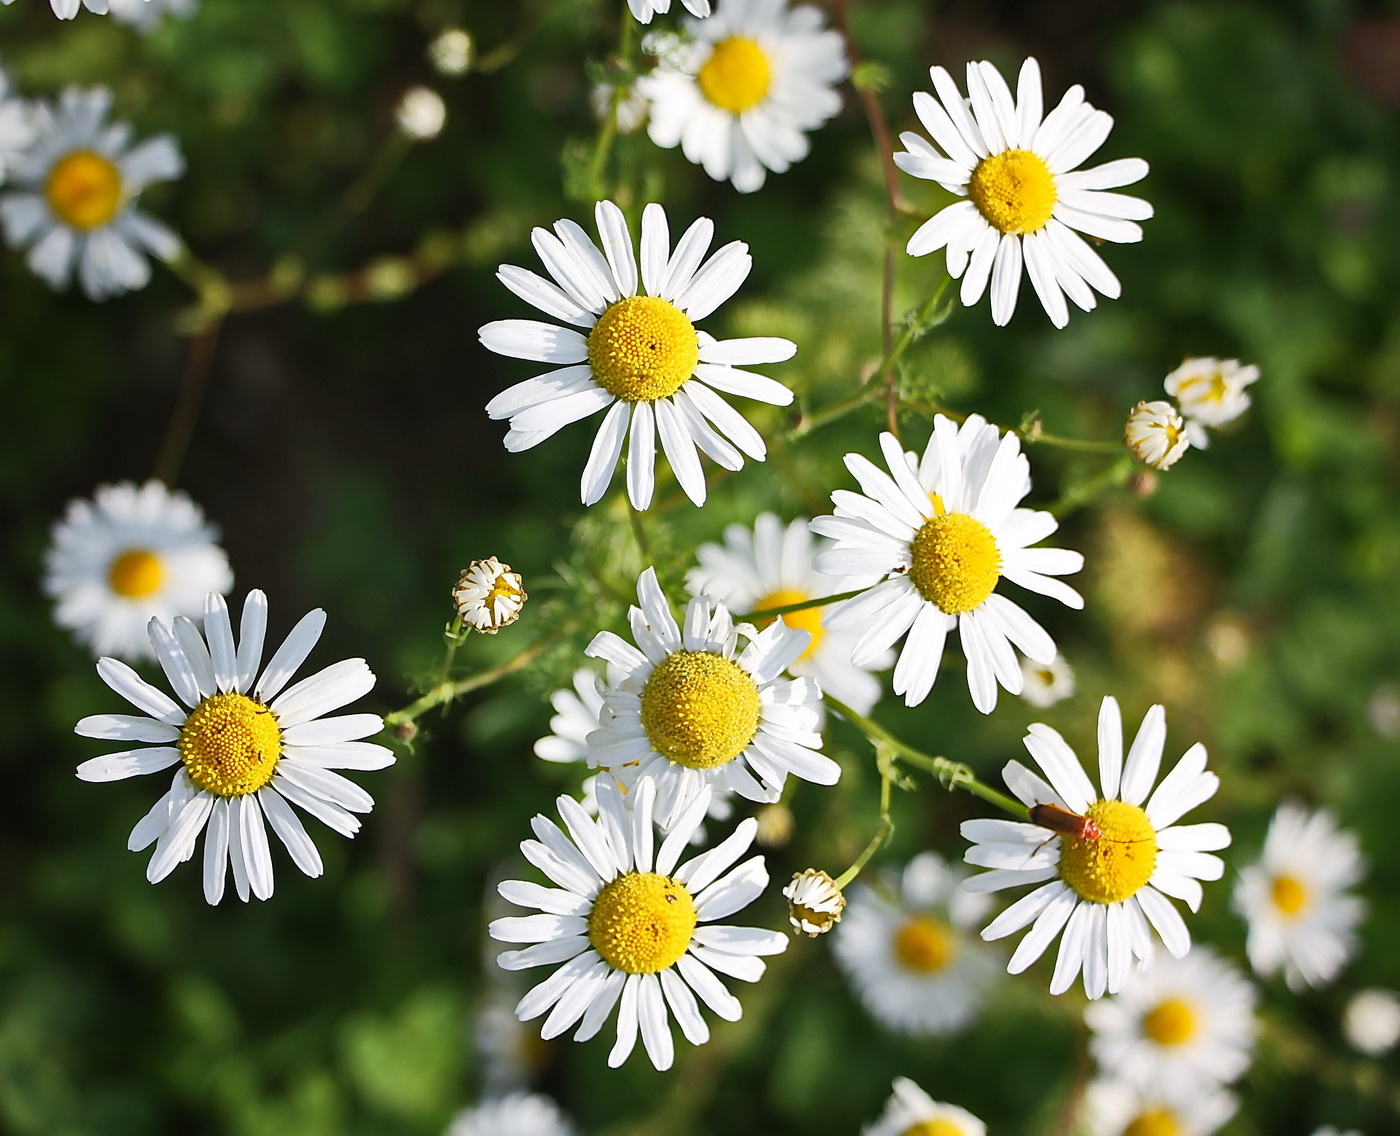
876,274 -> 953,378
627,503 -> 652,564
734,587 -> 867,622
585,10 -> 637,200
385,631 -> 556,730
833,770 -> 893,889
1026,432 -> 1124,455
1051,454 -> 1136,518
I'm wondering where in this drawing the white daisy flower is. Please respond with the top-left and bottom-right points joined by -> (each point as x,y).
811,415 -> 1084,712
896,56 -> 1152,327
1125,400 -> 1190,470
1019,652 -> 1075,709
452,556 -> 527,634
628,0 -> 709,24
488,778 -> 787,1071
832,851 -> 999,1036
1,87 -> 182,300
1082,1078 -> 1237,1136
584,566 -> 836,833
0,67 -> 35,181
960,696 -> 1231,999
73,590 -> 394,904
1164,357 -> 1260,449
639,0 -> 847,193
1233,802 -> 1365,991
862,1077 -> 985,1136
688,512 -> 888,715
480,200 -> 796,510
108,0 -> 195,30
1344,989 -> 1400,1056
44,480 -> 233,662
444,1093 -> 575,1136
1084,946 -> 1258,1095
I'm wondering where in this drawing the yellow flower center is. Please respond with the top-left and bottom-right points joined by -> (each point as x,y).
1271,874 -> 1308,917
640,650 -> 761,769
900,1121 -> 969,1136
107,548 -> 165,599
893,915 -> 957,974
754,588 -> 824,661
1124,1109 -> 1183,1136
587,295 -> 699,403
1142,997 -> 1197,1047
908,512 -> 1002,615
588,871 -> 697,974
697,37 -> 772,114
178,693 -> 282,797
1057,799 -> 1158,905
46,150 -> 124,231
968,148 -> 1057,235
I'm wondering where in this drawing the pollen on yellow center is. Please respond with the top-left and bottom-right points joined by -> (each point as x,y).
754,589 -> 824,661
46,150 -> 124,231
588,871 -> 698,974
900,1121 -> 969,1136
108,548 -> 165,599
640,650 -> 761,769
1124,1109 -> 1183,1136
1270,873 -> 1308,917
178,693 -> 282,797
697,37 -> 772,114
587,295 -> 699,403
893,915 -> 957,974
1142,997 -> 1198,1047
908,512 -> 1002,615
968,148 -> 1057,235
1057,799 -> 1158,905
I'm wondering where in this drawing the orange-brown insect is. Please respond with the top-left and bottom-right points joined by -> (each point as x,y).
1029,802 -> 1100,842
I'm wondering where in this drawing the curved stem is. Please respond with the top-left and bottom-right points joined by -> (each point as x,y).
833,767 -> 893,889
385,630 -> 557,730
150,317 -> 224,486
734,586 -> 867,622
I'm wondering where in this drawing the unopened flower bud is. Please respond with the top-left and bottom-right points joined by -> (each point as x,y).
1344,988 -> 1400,1055
396,86 -> 447,141
783,868 -> 846,936
429,28 -> 474,76
1125,400 -> 1190,470
453,557 -> 526,633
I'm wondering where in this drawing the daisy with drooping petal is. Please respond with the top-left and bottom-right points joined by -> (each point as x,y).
833,852 -> 999,1037
1019,652 -> 1075,708
585,566 -> 834,832
444,1093 -> 575,1136
44,480 -> 233,661
1,87 -> 183,300
628,0 -> 709,23
74,590 -> 394,904
480,200 -> 796,510
863,1078 -> 985,1136
639,0 -> 848,193
1164,357 -> 1260,449
812,414 -> 1084,712
1084,946 -> 1257,1095
1083,1078 -> 1238,1136
896,56 -> 1152,327
489,778 -> 787,1071
687,512 -> 888,714
1233,802 -> 1365,991
961,695 -> 1230,999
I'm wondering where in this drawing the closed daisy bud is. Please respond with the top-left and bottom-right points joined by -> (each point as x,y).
453,557 -> 526,633
395,86 -> 446,141
784,868 -> 845,936
1125,400 -> 1190,470
429,28 -> 474,76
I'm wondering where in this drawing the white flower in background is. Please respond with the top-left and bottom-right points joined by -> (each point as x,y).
1164,357 -> 1260,448
0,68 -> 34,181
1233,802 -> 1365,991
629,0 -> 709,23
452,556 -> 526,633
833,852 -> 999,1036
1,0 -> 113,17
1082,1078 -> 1238,1136
812,415 -> 1084,713
961,696 -> 1230,999
896,56 -> 1151,327
74,590 -> 394,904
1085,946 -> 1257,1096
1125,400 -> 1190,470
1344,989 -> 1400,1056
783,868 -> 845,936
1310,1128 -> 1364,1136
1366,683 -> 1400,739
429,28 -> 474,76
1,87 -> 183,300
590,82 -> 649,134
688,512 -> 888,715
480,200 -> 796,510
585,566 -> 834,832
862,1077 -> 985,1136
444,1093 -> 575,1136
108,0 -> 195,30
1019,652 -> 1075,708
489,779 -> 786,1071
44,480 -> 233,662
639,0 -> 847,193
395,86 -> 447,140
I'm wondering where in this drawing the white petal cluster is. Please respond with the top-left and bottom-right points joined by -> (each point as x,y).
1125,399 -> 1190,470
1164,356 -> 1260,448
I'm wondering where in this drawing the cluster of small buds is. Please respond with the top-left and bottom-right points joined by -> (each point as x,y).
783,868 -> 846,936
452,556 -> 526,633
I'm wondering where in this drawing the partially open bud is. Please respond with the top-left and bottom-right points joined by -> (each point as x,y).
395,86 -> 447,141
783,868 -> 846,936
1125,400 -> 1190,470
453,557 -> 526,633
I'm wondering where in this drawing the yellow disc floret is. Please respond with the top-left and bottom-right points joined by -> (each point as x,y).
968,148 -> 1057,235
46,150 -> 124,231
697,37 -> 772,114
179,693 -> 282,797
893,915 -> 957,974
754,588 -> 824,661
1270,874 -> 1308,917
108,549 -> 165,598
1142,997 -> 1197,1047
588,296 -> 699,403
641,650 -> 761,769
1124,1110 -> 1183,1136
1057,799 -> 1158,905
908,513 -> 1002,615
589,871 -> 698,974
900,1121 -> 970,1136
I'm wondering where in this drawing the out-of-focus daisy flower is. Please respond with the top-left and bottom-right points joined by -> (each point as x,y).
590,81 -> 649,134
1233,802 -> 1365,991
429,28 -> 474,76
833,852 -> 998,1036
639,0 -> 847,193
688,512 -> 888,714
480,200 -> 796,510
783,867 -> 844,936
453,557 -> 526,634
961,696 -> 1230,999
74,590 -> 393,904
444,1093 -> 575,1136
585,566 -> 834,832
1366,683 -> 1400,739
862,1077 -> 985,1136
1083,1078 -> 1237,1136
1,87 -> 183,300
812,415 -> 1083,712
1310,1127 -> 1363,1136
1019,652 -> 1074,709
0,67 -> 34,181
1085,947 -> 1257,1095
108,0 -> 195,30
1344,989 -> 1400,1056
629,0 -> 709,24
896,57 -> 1151,327
1125,400 -> 1190,470
1164,357 -> 1259,449
44,480 -> 233,662
395,86 -> 447,140
489,779 -> 786,1070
